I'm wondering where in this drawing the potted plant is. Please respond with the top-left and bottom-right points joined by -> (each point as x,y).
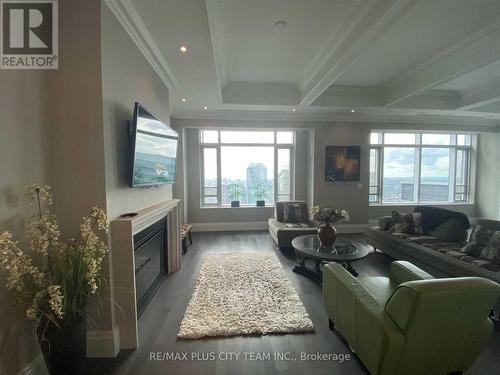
0,184 -> 109,375
253,182 -> 271,207
309,206 -> 350,247
228,184 -> 244,207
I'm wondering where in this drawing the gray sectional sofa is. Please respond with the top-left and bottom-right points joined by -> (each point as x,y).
365,208 -> 500,308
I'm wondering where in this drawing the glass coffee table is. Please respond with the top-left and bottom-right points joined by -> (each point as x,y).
291,234 -> 370,284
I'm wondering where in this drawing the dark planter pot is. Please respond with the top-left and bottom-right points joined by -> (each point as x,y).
231,201 -> 240,207
38,320 -> 87,375
256,200 -> 265,207
317,222 -> 338,247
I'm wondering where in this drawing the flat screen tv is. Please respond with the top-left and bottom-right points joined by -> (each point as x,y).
130,102 -> 178,187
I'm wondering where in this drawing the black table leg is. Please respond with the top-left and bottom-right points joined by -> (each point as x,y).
343,261 -> 358,276
292,256 -> 323,284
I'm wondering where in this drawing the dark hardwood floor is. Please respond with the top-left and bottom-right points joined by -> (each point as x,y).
86,231 -> 500,375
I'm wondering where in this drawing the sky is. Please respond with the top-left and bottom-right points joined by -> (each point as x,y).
384,147 -> 451,179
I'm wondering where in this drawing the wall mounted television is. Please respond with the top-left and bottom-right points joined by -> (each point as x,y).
130,102 -> 178,187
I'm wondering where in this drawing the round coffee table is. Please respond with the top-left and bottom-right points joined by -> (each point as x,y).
291,234 -> 370,284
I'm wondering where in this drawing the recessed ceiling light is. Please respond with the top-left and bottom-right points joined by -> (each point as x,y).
179,45 -> 188,54
203,106 -> 208,110
350,109 -> 356,113
292,108 -> 296,112
181,98 -> 187,103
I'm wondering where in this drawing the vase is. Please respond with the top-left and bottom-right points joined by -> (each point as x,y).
317,222 -> 338,247
38,319 -> 87,375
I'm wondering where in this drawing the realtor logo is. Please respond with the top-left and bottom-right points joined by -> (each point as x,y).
1,0 -> 58,69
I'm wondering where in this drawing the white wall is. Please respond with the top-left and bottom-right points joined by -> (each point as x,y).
477,132 -> 500,219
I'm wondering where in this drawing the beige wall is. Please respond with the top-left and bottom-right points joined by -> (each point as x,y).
477,132 -> 500,219
173,117 -> 496,225
101,3 -> 172,222
0,72 -> 50,375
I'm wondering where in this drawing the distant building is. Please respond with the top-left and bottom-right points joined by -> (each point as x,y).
246,163 -> 267,202
401,182 -> 449,202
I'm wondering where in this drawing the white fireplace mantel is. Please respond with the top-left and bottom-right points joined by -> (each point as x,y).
110,199 -> 182,350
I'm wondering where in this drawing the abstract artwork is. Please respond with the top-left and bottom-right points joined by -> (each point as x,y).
325,146 -> 361,181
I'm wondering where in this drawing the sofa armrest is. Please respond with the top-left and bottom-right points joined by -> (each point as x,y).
390,261 -> 434,285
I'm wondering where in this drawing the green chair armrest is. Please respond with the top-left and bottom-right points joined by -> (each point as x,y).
390,261 -> 434,285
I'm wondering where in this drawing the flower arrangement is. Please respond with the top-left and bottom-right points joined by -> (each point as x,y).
309,205 -> 350,224
0,184 -> 109,333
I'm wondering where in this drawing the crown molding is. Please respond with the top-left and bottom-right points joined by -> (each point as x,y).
171,108 -> 499,128
105,0 -> 179,89
205,0 -> 226,102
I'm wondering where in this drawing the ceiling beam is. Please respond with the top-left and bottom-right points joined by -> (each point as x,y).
311,86 -> 382,107
457,79 -> 500,111
299,0 -> 421,106
384,19 -> 500,107
205,0 -> 225,103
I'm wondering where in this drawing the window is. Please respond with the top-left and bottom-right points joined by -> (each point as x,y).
369,132 -> 473,204
200,130 -> 294,206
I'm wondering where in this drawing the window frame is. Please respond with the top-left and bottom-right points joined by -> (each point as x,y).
199,129 -> 295,207
369,131 -> 473,206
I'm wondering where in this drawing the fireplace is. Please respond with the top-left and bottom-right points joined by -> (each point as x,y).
133,218 -> 168,317
110,199 -> 181,349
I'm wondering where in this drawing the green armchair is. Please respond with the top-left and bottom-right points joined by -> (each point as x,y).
323,261 -> 500,375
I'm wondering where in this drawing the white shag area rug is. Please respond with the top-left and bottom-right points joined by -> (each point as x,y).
178,251 -> 314,339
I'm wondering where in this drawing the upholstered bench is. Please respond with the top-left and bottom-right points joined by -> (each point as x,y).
181,224 -> 193,254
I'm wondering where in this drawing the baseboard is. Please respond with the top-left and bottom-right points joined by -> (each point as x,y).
17,354 -> 46,375
191,222 -> 368,233
86,325 -> 120,358
191,221 -> 268,232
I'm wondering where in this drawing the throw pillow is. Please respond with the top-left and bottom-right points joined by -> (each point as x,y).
283,204 -> 297,223
481,231 -> 500,264
378,216 -> 393,231
294,204 -> 308,223
460,225 -> 493,257
389,211 -> 422,235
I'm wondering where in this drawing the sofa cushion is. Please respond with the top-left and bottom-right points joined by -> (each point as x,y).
390,211 -> 423,235
480,231 -> 500,265
429,218 -> 468,242
283,202 -> 308,223
461,225 -> 493,257
275,201 -> 306,222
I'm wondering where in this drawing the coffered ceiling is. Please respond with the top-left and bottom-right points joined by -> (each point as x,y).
106,0 -> 500,126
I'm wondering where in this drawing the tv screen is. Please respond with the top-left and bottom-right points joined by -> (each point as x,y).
130,102 -> 178,187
